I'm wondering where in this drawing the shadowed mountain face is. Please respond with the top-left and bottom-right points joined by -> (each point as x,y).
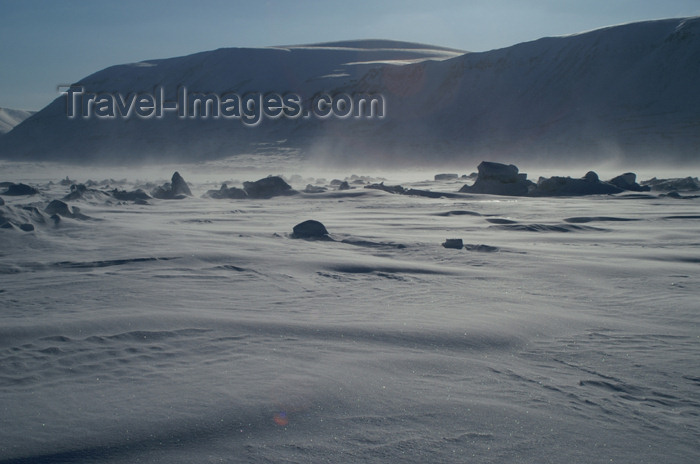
1,18 -> 699,166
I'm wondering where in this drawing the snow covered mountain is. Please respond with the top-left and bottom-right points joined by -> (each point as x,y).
0,18 -> 698,165
0,108 -> 35,135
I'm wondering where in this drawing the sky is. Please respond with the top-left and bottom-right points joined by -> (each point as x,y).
1,0 -> 699,111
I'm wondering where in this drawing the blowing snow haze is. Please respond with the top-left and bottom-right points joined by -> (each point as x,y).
0,17 -> 699,166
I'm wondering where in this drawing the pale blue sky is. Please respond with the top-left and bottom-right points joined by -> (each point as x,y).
1,0 -> 699,110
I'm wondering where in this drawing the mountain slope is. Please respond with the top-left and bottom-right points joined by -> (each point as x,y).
0,108 -> 35,135
323,17 -> 700,165
1,18 -> 698,165
0,40 -> 461,163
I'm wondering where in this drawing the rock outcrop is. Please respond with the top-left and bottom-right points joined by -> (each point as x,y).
459,162 -> 534,196
110,188 -> 151,202
151,172 -> 192,199
641,177 -> 700,192
205,183 -> 248,199
2,183 -> 39,196
435,173 -> 459,181
44,200 -> 90,220
532,171 -> 623,196
608,173 -> 650,192
304,184 -> 327,194
243,176 -> 296,199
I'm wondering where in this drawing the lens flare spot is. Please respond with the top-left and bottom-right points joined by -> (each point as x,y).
273,411 -> 289,426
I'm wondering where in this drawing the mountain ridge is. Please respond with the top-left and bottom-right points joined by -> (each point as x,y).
1,17 -> 698,166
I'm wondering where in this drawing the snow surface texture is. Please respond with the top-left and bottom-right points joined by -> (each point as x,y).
1,17 -> 699,164
0,108 -> 34,135
1,158 -> 699,463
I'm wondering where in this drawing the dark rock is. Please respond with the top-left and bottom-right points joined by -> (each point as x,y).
243,176 -> 295,199
3,183 -> 39,196
205,183 -> 248,199
62,184 -> 112,202
0,196 -> 4,206
641,177 -> 700,192
465,244 -> 500,252
608,173 -> 651,192
583,171 -> 599,183
62,183 -> 112,201
459,161 -> 534,196
434,210 -> 481,217
63,184 -> 88,201
304,184 -> 327,194
664,191 -> 683,199
338,181 -> 351,190
44,200 -> 89,219
292,220 -> 330,239
486,218 -> 518,224
533,172 -> 623,196
435,173 -> 459,181
365,182 -> 458,198
110,188 -> 151,202
477,162 -> 520,181
152,172 -> 192,199
44,200 -> 72,216
19,223 -> 35,232
171,172 -> 192,196
365,183 -> 406,194
404,188 -> 462,199
442,238 -> 464,249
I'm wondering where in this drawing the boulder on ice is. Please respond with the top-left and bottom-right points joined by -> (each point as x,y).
291,220 -> 330,239
205,183 -> 248,199
641,176 -> 700,192
532,171 -> 623,196
304,184 -> 327,194
442,238 -> 464,249
110,188 -> 151,202
608,172 -> 650,192
365,182 -> 406,194
459,161 -> 534,196
243,176 -> 296,199
44,200 -> 90,220
62,184 -> 112,202
435,173 -> 459,181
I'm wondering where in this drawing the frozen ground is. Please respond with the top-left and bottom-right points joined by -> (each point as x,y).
1,158 -> 699,463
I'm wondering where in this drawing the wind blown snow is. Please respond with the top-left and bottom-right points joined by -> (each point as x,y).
0,158 -> 699,463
